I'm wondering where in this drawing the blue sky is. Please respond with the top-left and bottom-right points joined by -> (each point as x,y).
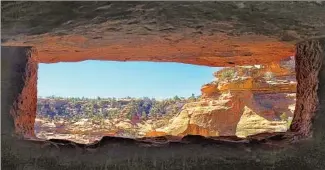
38,61 -> 221,99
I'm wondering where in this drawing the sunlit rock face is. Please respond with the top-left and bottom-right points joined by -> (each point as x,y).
235,106 -> 288,138
152,56 -> 296,138
156,91 -> 252,137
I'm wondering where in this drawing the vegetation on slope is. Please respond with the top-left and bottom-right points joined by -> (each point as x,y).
37,95 -> 199,122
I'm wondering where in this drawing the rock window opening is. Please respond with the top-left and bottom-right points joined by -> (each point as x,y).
35,58 -> 296,144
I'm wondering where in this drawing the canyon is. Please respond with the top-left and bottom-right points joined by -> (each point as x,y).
35,57 -> 296,144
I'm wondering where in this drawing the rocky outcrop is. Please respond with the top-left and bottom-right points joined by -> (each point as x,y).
152,57 -> 296,138
157,92 -> 250,137
3,34 -> 294,67
235,106 -> 288,138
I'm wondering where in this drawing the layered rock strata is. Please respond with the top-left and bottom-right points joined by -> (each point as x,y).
151,57 -> 296,138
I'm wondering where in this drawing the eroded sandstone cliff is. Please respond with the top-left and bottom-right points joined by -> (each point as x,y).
151,56 -> 296,138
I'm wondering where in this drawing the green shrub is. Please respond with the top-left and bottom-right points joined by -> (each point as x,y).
220,69 -> 235,80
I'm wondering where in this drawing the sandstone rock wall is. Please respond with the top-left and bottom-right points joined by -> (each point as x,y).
1,47 -> 37,138
5,2 -> 315,67
152,57 -> 297,137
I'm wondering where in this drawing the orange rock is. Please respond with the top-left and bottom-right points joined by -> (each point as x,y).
153,91 -> 253,137
3,34 -> 294,67
218,77 -> 254,91
148,57 -> 296,138
201,83 -> 219,97
145,131 -> 167,137
180,124 -> 219,137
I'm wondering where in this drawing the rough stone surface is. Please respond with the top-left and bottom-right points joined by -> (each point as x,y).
10,48 -> 38,138
235,106 -> 287,137
2,2 -> 325,66
2,47 -> 37,138
290,38 -> 325,138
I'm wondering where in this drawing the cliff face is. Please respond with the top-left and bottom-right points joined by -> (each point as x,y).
156,91 -> 252,137
152,56 -> 296,138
